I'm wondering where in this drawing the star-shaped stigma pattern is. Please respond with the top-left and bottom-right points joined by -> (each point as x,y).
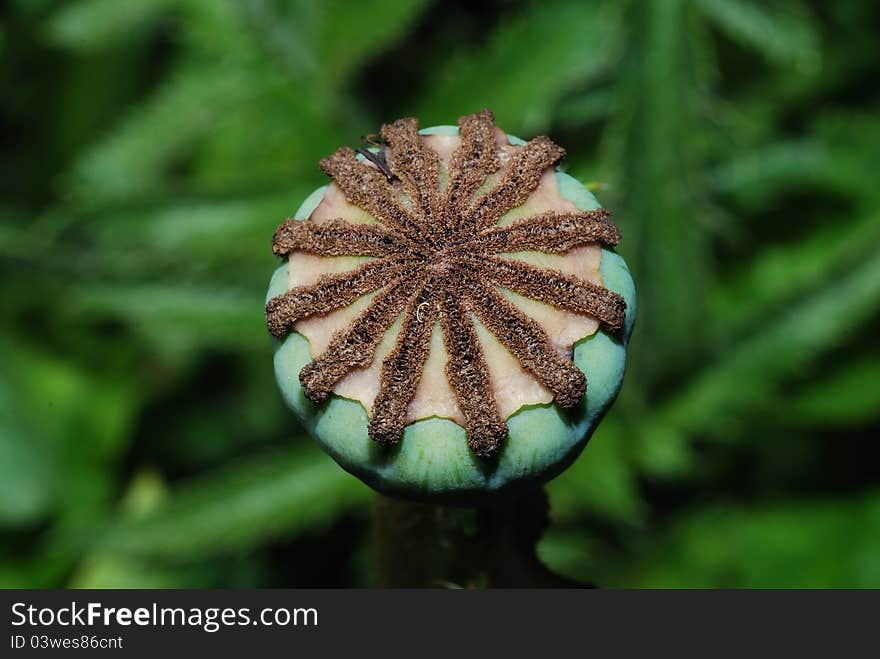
266,110 -> 625,458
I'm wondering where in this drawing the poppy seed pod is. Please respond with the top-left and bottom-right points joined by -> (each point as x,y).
266,110 -> 635,501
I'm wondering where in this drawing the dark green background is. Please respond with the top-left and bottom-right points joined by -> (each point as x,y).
2,0 -> 879,588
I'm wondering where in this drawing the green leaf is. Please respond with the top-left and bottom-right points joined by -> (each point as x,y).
65,192 -> 304,277
313,0 -> 432,84
537,529 -> 604,585
652,245 -> 880,445
45,0 -> 174,50
708,139 -> 829,206
0,380 -> 54,526
696,0 -> 820,69
603,0 -> 713,372
547,418 -> 644,523
70,469 -> 201,588
97,446 -> 372,558
711,211 -> 880,337
416,0 -> 623,133
67,283 -> 263,354
0,334 -> 140,582
67,64 -> 242,203
786,355 -> 880,426
604,491 -> 880,587
555,87 -> 615,129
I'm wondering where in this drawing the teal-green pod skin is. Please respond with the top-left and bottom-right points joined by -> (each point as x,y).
267,127 -> 636,502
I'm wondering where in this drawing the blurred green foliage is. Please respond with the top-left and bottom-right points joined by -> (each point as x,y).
1,0 -> 878,588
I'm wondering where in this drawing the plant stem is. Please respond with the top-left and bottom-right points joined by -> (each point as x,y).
372,488 -> 589,588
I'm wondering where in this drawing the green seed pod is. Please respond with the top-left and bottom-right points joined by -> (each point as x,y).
266,111 -> 635,501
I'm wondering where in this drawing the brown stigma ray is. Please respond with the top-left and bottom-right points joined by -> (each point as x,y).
381,118 -> 442,237
460,135 -> 566,237
299,273 -> 429,404
319,147 -> 424,246
267,110 -> 626,457
444,109 -> 501,235
474,210 -> 621,254
461,274 -> 586,409
368,277 -> 441,446
440,281 -> 508,458
273,217 -> 404,258
471,256 -> 626,331
266,258 -> 418,338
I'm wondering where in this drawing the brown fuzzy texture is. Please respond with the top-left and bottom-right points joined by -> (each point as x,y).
472,256 -> 627,331
439,280 -> 508,457
319,147 -> 423,245
382,118 -> 441,239
368,277 -> 440,446
444,109 -> 501,235
461,273 -> 586,409
265,258 -> 418,338
273,217 -> 403,257
460,136 -> 565,237
266,110 -> 625,457
475,209 -> 620,254
299,274 -> 427,403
